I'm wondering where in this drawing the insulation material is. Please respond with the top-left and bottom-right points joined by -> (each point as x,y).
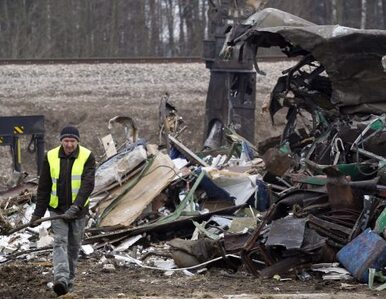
93,145 -> 147,194
98,150 -> 177,227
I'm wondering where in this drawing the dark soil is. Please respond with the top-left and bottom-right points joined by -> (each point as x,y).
0,258 -> 381,298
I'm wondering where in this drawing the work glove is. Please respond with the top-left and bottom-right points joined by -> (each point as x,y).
63,205 -> 81,220
29,215 -> 41,228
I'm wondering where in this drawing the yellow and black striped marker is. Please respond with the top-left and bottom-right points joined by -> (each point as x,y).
13,126 -> 24,134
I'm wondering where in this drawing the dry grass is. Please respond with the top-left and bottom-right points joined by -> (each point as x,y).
0,61 -> 294,182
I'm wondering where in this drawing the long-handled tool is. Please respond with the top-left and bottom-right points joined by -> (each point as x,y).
0,214 -> 67,235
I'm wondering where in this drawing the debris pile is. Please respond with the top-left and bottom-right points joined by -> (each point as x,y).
1,7 -> 386,291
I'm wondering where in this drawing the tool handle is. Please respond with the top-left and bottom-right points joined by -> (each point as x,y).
6,215 -> 66,235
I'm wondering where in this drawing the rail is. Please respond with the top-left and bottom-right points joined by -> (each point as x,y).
0,56 -> 291,65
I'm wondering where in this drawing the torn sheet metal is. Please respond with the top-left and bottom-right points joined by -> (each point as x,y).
197,170 -> 233,202
311,263 -> 353,280
203,168 -> 261,205
266,216 -> 307,249
113,235 -> 142,252
243,7 -> 314,28
107,115 -> 138,144
300,228 -> 327,253
97,150 -> 178,228
230,8 -> 386,115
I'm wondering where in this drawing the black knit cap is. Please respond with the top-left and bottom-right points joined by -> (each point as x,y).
60,126 -> 80,141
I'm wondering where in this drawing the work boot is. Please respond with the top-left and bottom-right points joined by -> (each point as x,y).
53,280 -> 68,296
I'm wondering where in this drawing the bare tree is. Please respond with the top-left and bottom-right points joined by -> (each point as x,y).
3,0 -> 386,59
165,0 -> 176,56
177,0 -> 186,55
378,0 -> 384,28
361,0 -> 367,28
46,0 -> 52,55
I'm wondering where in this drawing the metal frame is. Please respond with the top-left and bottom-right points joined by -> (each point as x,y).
0,115 -> 45,173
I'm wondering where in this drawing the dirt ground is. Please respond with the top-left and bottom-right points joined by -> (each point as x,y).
0,257 -> 381,299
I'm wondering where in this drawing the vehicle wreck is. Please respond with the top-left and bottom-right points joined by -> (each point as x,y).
221,7 -> 386,284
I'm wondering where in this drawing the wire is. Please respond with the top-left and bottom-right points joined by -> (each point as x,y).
114,253 -> 253,272
140,163 -> 194,183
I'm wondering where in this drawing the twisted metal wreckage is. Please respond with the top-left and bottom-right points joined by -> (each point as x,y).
1,8 -> 386,289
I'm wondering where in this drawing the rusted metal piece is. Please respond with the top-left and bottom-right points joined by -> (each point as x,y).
319,209 -> 360,227
259,256 -> 312,279
273,190 -> 328,220
257,244 -> 275,266
292,202 -> 330,218
349,195 -> 379,241
243,204 -> 277,252
262,148 -> 294,176
240,204 -> 277,276
324,166 -> 362,211
308,214 -> 352,245
223,233 -> 251,253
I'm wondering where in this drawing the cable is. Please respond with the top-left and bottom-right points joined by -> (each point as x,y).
27,134 -> 36,153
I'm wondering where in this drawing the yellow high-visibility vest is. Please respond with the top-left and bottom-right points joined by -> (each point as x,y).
47,145 -> 91,208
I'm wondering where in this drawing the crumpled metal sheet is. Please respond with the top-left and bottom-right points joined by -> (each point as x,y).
230,8 -> 386,115
203,168 -> 261,205
266,216 -> 307,249
243,7 -> 314,27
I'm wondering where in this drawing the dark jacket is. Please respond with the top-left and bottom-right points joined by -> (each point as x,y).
33,145 -> 96,218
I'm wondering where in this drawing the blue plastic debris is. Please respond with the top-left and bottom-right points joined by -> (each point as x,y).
337,228 -> 386,282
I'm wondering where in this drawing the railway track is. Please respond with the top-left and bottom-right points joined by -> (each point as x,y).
0,56 -> 290,65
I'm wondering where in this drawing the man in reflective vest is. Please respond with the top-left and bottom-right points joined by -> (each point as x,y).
30,125 -> 95,296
